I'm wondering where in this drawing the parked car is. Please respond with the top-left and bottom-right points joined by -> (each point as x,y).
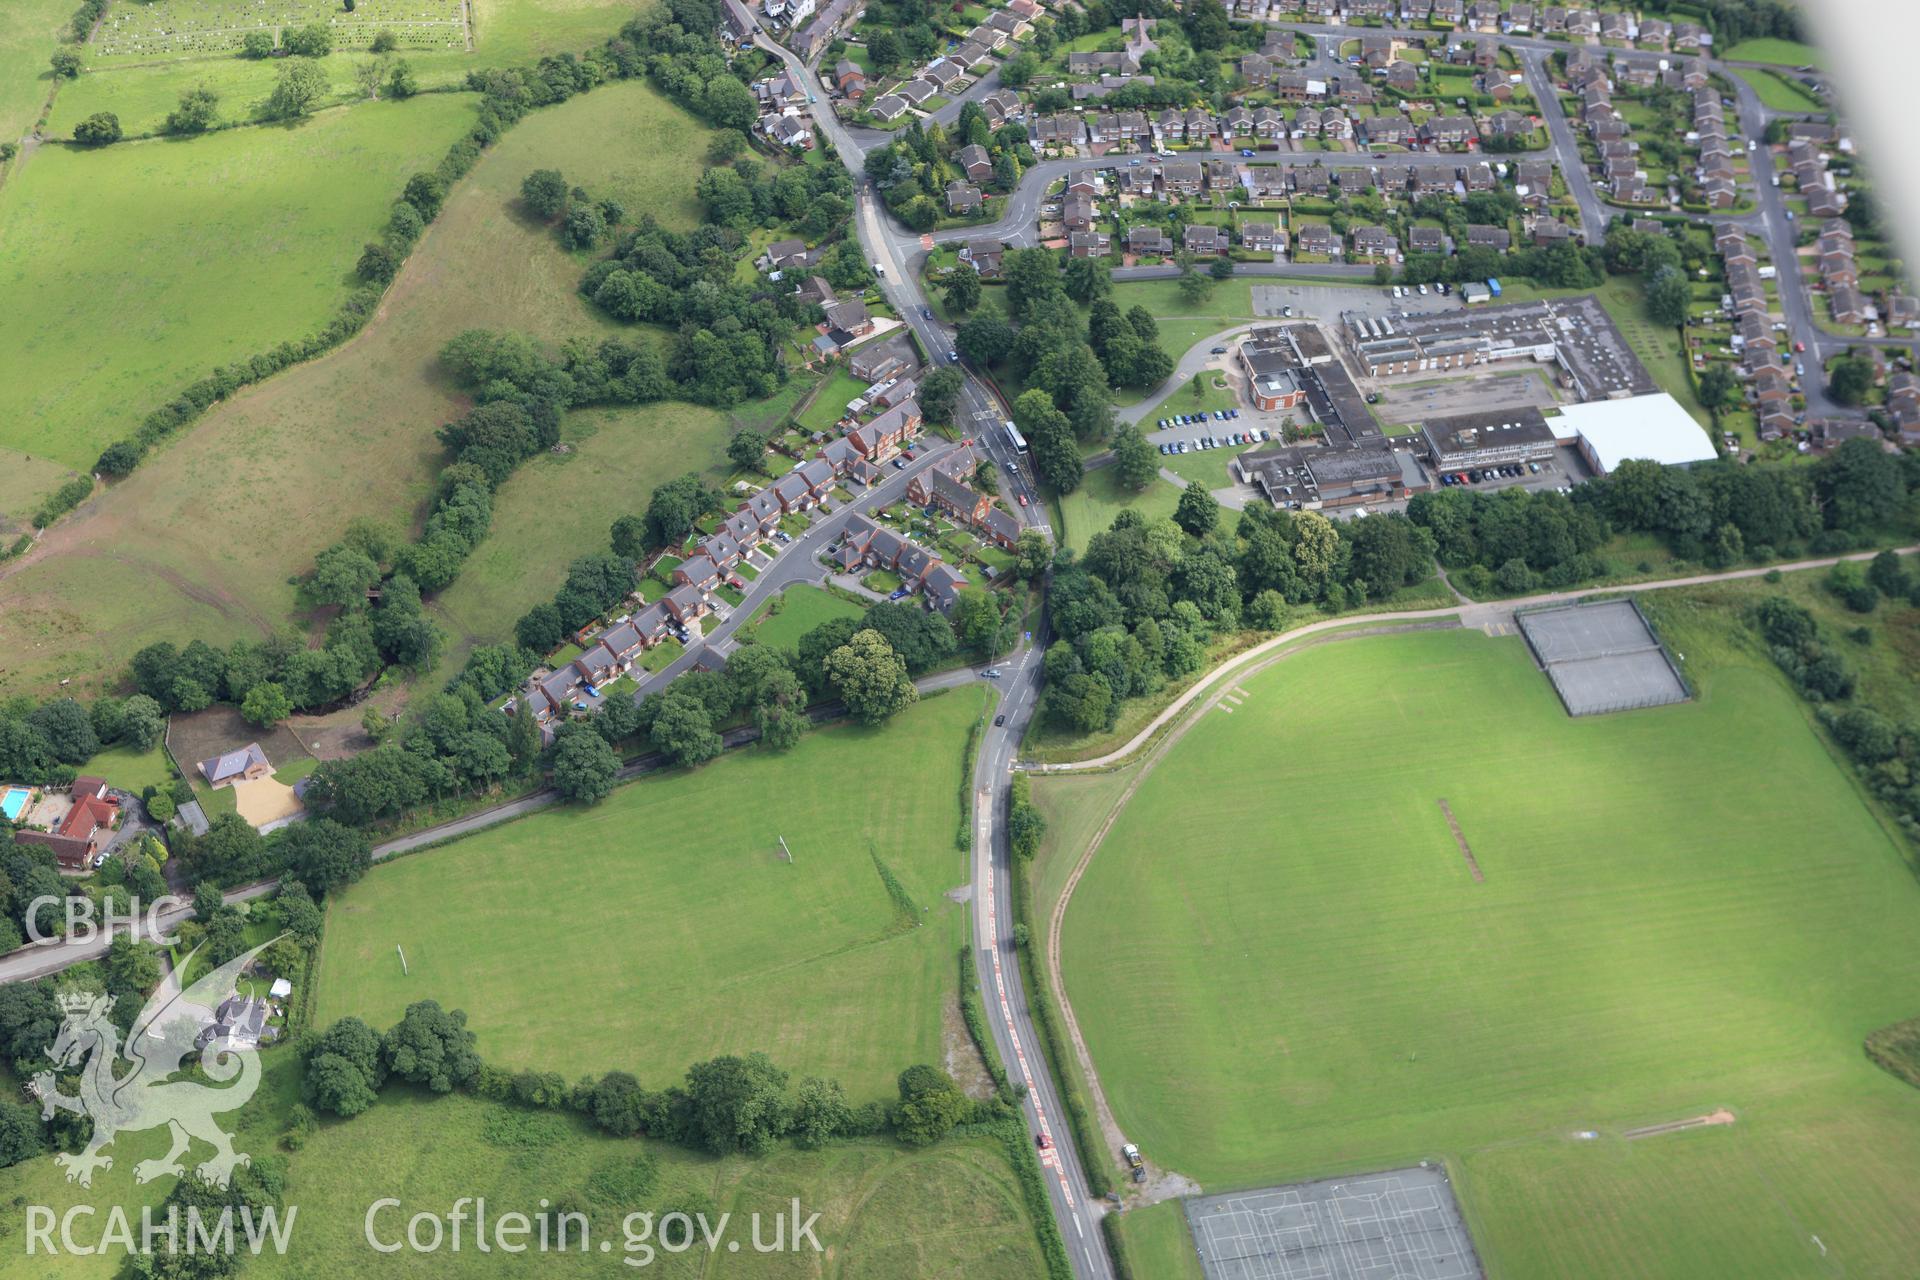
1018,494 -> 1029,507
1418,283 -> 1429,295
1211,346 -> 1227,354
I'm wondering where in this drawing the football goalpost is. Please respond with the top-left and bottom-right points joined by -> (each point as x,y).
777,836 -> 794,864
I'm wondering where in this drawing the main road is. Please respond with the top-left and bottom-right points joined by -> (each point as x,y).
755,26 -> 1112,1275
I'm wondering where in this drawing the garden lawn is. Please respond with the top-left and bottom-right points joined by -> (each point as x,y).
1057,626 -> 1920,1278
798,369 -> 869,433
85,742 -> 178,796
422,400 -> 734,690
317,688 -> 990,1100
748,583 -> 865,651
0,79 -> 713,703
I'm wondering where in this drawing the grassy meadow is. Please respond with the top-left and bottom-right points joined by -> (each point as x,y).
1053,625 -> 1920,1277
318,689 -> 990,1101
0,0 -> 70,146
0,1055 -> 1049,1279
422,399 -> 735,690
0,93 -> 473,476
0,78 -> 712,702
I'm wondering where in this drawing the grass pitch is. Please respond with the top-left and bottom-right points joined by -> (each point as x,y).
318,688 -> 989,1101
1055,627 -> 1920,1277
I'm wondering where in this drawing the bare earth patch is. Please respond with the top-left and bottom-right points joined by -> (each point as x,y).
1623,1108 -> 1737,1140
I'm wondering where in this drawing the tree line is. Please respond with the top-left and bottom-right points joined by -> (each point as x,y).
303,998 -> 1007,1156
1040,500 -> 1435,734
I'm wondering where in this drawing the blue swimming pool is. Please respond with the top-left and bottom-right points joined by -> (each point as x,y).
0,788 -> 29,822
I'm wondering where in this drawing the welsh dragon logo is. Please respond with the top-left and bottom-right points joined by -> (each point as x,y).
30,939 -> 279,1190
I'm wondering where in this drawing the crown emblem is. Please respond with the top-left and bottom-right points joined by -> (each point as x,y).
57,991 -> 110,1016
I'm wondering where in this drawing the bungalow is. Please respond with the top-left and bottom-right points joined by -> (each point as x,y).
762,113 -> 813,149
868,94 -> 909,123
1890,372 -> 1920,442
1385,61 -> 1420,93
896,79 -> 937,108
1637,17 -> 1669,48
824,299 -> 873,338
1673,20 -> 1705,50
946,181 -> 983,214
1531,218 -> 1572,246
199,744 -> 271,790
924,60 -> 964,93
1886,293 -> 1919,329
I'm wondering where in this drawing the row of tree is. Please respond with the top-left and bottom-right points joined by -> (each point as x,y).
306,998 -> 999,1155
0,692 -> 164,788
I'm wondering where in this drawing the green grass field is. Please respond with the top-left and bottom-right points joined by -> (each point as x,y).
0,1053 -> 1049,1279
245,1090 -> 1050,1279
798,369 -> 869,433
318,689 -> 989,1100
1055,626 -> 1920,1277
1142,372 -> 1240,425
1115,1201 -> 1205,1280
747,584 -> 865,652
85,741 -> 179,795
1722,37 -> 1825,69
49,0 -> 653,136
1734,66 -> 1826,114
1052,463 -> 1181,551
423,400 -> 734,689
0,92 -> 473,475
0,0 -> 70,146
0,78 -> 713,703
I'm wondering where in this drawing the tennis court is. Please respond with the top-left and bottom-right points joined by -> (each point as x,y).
1517,598 -> 1689,716
1186,1167 -> 1482,1280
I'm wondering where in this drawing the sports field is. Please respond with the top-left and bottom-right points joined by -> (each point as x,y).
1056,627 -> 1920,1277
0,92 -> 472,473
319,688 -> 989,1100
0,79 -> 712,702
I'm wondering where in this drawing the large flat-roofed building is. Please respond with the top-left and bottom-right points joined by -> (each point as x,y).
1554,393 -> 1718,475
1240,344 -> 1310,411
1341,296 -> 1655,400
1235,443 -> 1411,509
1236,325 -> 1379,444
1422,407 -> 1559,471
